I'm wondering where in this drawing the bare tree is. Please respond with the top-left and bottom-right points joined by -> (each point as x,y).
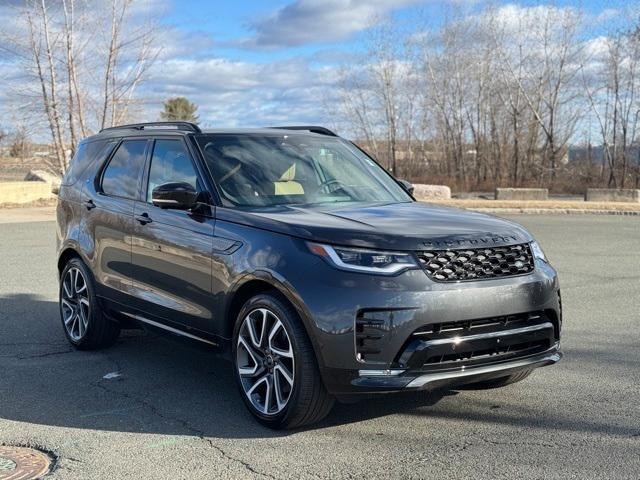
2,0 -> 160,174
582,18 -> 640,188
492,7 -> 584,186
335,19 -> 415,174
8,126 -> 32,159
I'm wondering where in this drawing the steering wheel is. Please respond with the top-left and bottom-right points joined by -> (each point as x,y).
318,179 -> 347,194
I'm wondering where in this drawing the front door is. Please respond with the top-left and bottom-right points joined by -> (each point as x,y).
130,137 -> 216,335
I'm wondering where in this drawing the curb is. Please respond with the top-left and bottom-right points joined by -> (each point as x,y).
465,208 -> 640,216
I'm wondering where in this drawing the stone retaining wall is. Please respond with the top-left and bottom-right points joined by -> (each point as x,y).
412,184 -> 451,200
585,188 -> 640,203
495,188 -> 548,200
0,182 -> 54,205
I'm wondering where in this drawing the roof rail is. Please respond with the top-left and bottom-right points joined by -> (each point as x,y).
268,126 -> 337,136
99,122 -> 202,134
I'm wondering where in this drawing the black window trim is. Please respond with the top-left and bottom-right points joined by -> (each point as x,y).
97,137 -> 151,201
191,134 -> 229,208
185,134 -> 221,207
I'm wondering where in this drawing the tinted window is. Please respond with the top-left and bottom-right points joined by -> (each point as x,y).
63,139 -> 114,185
101,140 -> 147,199
146,140 -> 198,201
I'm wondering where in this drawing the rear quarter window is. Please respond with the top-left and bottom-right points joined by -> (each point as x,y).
100,139 -> 148,199
62,139 -> 115,185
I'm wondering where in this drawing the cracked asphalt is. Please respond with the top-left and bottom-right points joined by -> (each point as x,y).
0,214 -> 639,479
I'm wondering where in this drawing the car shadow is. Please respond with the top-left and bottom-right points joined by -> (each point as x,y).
0,294 -> 453,439
1,294 -> 637,441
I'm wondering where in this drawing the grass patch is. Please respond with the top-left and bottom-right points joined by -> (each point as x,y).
423,199 -> 640,212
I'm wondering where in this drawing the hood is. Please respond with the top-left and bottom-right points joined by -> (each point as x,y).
216,202 -> 533,251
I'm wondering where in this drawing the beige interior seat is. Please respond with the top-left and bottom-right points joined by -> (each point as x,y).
274,164 -> 304,195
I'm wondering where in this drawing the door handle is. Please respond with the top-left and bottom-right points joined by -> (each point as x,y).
83,199 -> 96,210
135,212 -> 153,225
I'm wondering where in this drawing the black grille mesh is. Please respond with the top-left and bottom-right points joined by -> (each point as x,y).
417,243 -> 534,282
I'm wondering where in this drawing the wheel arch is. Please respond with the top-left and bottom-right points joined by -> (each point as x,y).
57,246 -> 83,277
225,272 -> 325,370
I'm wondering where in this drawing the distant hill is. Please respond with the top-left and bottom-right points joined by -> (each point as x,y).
569,145 -> 640,166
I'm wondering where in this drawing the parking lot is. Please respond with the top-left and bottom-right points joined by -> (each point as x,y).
0,214 -> 638,479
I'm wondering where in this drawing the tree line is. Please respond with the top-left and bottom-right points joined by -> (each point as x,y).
332,7 -> 640,191
1,2 -> 639,192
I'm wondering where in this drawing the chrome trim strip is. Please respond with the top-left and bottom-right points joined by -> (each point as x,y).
122,312 -> 218,346
412,322 -> 554,345
358,369 -> 406,377
405,350 -> 562,388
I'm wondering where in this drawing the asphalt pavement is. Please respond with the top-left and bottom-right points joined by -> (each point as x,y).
0,214 -> 638,479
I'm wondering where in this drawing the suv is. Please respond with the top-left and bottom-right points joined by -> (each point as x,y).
56,122 -> 562,428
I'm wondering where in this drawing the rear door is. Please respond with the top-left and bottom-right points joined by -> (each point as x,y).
81,138 -> 149,302
130,137 -> 216,335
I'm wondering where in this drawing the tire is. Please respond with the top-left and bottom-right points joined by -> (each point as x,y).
463,369 -> 533,389
59,257 -> 120,350
232,292 -> 334,429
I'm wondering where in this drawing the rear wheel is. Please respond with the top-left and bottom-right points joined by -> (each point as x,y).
463,369 -> 533,389
59,258 -> 120,350
232,293 -> 334,429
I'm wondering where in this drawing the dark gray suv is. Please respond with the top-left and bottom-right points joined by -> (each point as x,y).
56,122 -> 562,428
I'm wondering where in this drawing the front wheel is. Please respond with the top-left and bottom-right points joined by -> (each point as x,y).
232,293 -> 334,429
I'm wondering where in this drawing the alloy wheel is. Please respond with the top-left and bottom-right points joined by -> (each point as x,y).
60,267 -> 90,341
236,308 -> 295,416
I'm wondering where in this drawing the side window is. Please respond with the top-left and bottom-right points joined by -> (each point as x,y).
63,139 -> 113,185
146,139 -> 198,202
101,140 -> 147,199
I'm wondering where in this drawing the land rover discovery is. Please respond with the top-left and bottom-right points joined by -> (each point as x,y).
56,122 -> 562,428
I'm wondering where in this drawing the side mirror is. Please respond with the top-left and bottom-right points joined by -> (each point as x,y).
152,182 -> 198,210
397,179 -> 414,196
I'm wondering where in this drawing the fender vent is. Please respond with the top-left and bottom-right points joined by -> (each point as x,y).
355,311 -> 392,360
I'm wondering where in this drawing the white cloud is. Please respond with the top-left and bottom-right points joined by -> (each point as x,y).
241,0 -> 422,49
491,3 -> 581,35
583,36 -> 610,60
140,57 -> 341,127
590,8 -> 619,26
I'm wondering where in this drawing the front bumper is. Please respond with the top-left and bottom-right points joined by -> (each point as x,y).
352,343 -> 562,391
286,250 -> 561,395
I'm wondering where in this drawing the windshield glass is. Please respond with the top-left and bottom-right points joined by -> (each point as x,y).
196,133 -> 411,208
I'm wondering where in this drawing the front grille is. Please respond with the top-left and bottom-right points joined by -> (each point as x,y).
416,243 -> 534,282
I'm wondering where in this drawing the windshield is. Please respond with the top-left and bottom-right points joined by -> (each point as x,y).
195,133 -> 411,208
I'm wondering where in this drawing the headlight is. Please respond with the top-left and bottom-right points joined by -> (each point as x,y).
530,241 -> 547,262
307,242 -> 418,274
